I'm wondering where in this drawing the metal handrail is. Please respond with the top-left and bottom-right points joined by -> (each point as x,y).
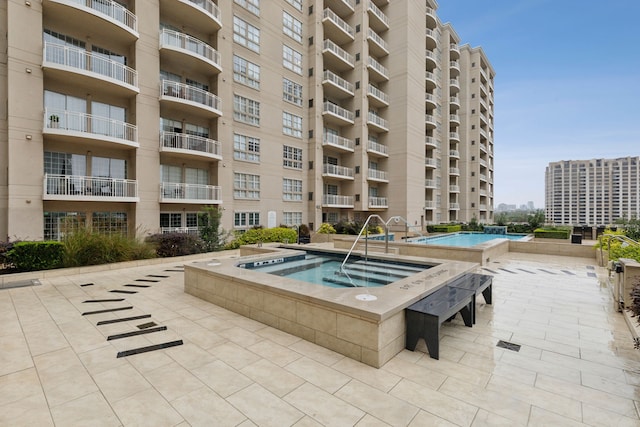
598,234 -> 640,266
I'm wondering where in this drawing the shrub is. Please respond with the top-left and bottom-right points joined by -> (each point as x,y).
225,227 -> 297,249
298,223 -> 310,237
146,232 -> 205,258
62,229 -> 155,267
317,223 -> 336,234
533,227 -> 571,239
0,241 -> 16,269
428,224 -> 462,233
628,280 -> 640,329
198,206 -> 229,252
6,241 -> 65,271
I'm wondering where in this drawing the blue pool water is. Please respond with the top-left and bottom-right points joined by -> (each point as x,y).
238,252 -> 429,288
411,232 -> 528,247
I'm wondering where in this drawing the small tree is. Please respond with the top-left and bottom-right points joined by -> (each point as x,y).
198,206 -> 228,251
495,212 -> 508,226
527,209 -> 545,230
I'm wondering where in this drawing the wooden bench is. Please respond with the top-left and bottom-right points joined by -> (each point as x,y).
447,273 -> 493,324
405,285 -> 474,359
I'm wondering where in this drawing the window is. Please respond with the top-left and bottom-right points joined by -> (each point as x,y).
234,94 -> 260,125
234,133 -> 260,162
285,0 -> 303,12
234,0 -> 259,15
283,45 -> 302,74
283,12 -> 303,43
283,78 -> 303,106
233,16 -> 260,52
44,212 -> 86,241
233,55 -> 260,89
234,211 -> 260,229
283,112 -> 303,138
234,173 -> 260,199
283,212 -> 302,226
283,145 -> 303,169
283,178 -> 303,201
92,212 -> 128,235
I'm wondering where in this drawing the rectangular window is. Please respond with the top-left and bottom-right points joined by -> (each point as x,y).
43,211 -> 86,241
283,178 -> 303,201
283,12 -> 303,43
234,94 -> 260,126
234,172 -> 260,199
285,0 -> 303,12
234,133 -> 260,162
234,0 -> 259,15
233,16 -> 260,52
283,145 -> 303,169
283,78 -> 303,106
234,211 -> 260,228
283,212 -> 302,226
92,212 -> 128,235
282,112 -> 303,138
283,45 -> 302,74
233,55 -> 260,89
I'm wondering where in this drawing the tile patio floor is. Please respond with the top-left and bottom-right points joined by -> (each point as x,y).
1,249 -> 639,426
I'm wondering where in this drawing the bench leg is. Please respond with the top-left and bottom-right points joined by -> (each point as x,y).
482,284 -> 492,304
405,310 -> 423,351
460,302 -> 473,327
423,316 -> 440,359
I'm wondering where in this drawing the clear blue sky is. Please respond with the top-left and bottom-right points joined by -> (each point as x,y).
437,0 -> 640,209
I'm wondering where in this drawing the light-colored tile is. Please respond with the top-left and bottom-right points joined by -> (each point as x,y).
145,361 -> 205,401
50,391 -> 120,427
240,359 -> 305,397
408,410 -> 458,427
112,388 -> 184,427
247,339 -> 302,367
0,333 -> 34,377
528,406 -> 588,427
285,357 -> 351,393
288,339 -> 346,366
332,357 -> 402,393
191,359 -> 253,398
92,363 -> 151,403
0,368 -> 42,407
0,391 -> 54,427
284,382 -> 365,426
171,386 -> 247,427
228,383 -> 304,427
470,409 -> 523,426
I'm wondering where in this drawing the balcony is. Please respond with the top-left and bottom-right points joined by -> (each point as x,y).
425,114 -> 436,129
367,57 -> 389,82
322,39 -> 355,71
323,133 -> 354,152
367,1 -> 389,32
425,158 -> 437,169
449,114 -> 460,125
369,196 -> 388,209
367,140 -> 388,157
425,28 -> 438,50
425,179 -> 437,189
322,194 -> 354,208
45,0 -> 138,43
449,203 -> 460,210
425,50 -> 437,68
367,84 -> 389,107
158,0 -> 221,32
425,71 -> 436,89
450,167 -> 460,175
479,173 -> 487,182
479,204 -> 488,211
160,182 -> 222,204
367,29 -> 389,56
449,132 -> 460,142
449,185 -> 460,193
367,169 -> 388,182
160,29 -> 222,75
43,109 -> 138,148
367,112 -> 388,132
424,200 -> 435,209
324,0 -> 355,16
160,80 -> 222,118
450,43 -> 460,59
450,78 -> 460,92
425,136 -> 439,149
42,42 -> 138,96
160,131 -> 222,160
161,226 -> 199,235
449,150 -> 460,158
44,174 -> 138,202
322,70 -> 354,99
322,163 -> 354,180
450,96 -> 460,107
322,102 -> 354,125
425,93 -> 436,108
450,60 -> 460,73
322,8 -> 355,44
425,6 -> 436,26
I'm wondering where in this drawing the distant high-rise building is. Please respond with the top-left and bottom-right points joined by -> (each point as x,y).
1,0 -> 495,241
545,157 -> 640,225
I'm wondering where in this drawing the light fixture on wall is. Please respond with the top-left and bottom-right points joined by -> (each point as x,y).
25,135 -> 32,140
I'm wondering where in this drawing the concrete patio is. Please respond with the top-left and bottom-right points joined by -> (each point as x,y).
1,249 -> 639,426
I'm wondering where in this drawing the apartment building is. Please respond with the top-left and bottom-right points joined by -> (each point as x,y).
0,0 -> 495,241
545,157 -> 640,225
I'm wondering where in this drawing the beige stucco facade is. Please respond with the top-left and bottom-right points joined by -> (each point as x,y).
0,0 -> 495,242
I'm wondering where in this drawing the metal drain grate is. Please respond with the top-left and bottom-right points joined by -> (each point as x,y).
137,322 -> 158,329
496,340 -> 521,352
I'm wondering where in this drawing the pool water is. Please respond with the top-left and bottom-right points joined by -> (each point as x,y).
411,232 -> 528,247
239,252 -> 429,288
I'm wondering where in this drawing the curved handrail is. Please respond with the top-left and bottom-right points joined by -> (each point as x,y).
598,234 -> 640,266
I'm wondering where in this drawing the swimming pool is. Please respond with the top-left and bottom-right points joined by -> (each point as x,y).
238,251 -> 429,288
411,232 -> 529,247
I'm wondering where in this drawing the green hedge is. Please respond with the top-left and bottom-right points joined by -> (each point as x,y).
7,241 -> 65,271
533,227 -> 571,239
429,224 -> 462,233
225,227 -> 297,249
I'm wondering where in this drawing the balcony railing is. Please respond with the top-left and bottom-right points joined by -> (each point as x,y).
424,200 -> 435,209
43,42 -> 138,89
44,174 -> 138,199
450,185 -> 460,192
64,0 -> 137,32
449,203 -> 460,210
450,60 -> 460,69
367,112 -> 388,130
367,84 -> 389,104
323,102 -> 354,122
425,28 -> 439,40
323,8 -> 354,38
425,136 -> 438,148
425,114 -> 436,126
367,169 -> 388,181
184,0 -> 221,24
323,39 -> 354,66
450,114 -> 460,123
322,194 -> 354,207
367,1 -> 389,28
323,163 -> 354,179
450,167 -> 460,175
425,158 -> 437,167
450,43 -> 460,53
160,182 -> 221,202
367,28 -> 389,54
367,57 -> 389,80
323,133 -> 354,151
450,78 -> 460,87
367,140 -> 388,156
323,70 -> 354,94
425,71 -> 436,82
425,93 -> 436,104
449,150 -> 460,158
161,80 -> 221,113
425,179 -> 437,188
369,196 -> 388,208
450,96 -> 460,105
160,131 -> 221,158
449,132 -> 460,140
160,29 -> 221,71
161,226 -> 199,235
44,108 -> 137,144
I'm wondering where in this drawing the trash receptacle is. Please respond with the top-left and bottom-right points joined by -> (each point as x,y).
571,234 -> 582,244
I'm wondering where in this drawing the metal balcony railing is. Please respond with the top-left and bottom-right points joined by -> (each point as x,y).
323,133 -> 354,151
322,194 -> 354,206
369,196 -> 388,207
44,108 -> 137,143
323,39 -> 354,66
367,140 -> 388,156
367,57 -> 389,79
368,112 -> 388,130
161,80 -> 221,112
323,70 -> 354,94
368,169 -> 388,181
323,8 -> 355,38
160,182 -> 221,201
64,0 -> 137,32
44,174 -> 138,198
367,84 -> 389,104
160,131 -> 221,157
323,102 -> 354,122
323,163 -> 354,178
160,29 -> 221,69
